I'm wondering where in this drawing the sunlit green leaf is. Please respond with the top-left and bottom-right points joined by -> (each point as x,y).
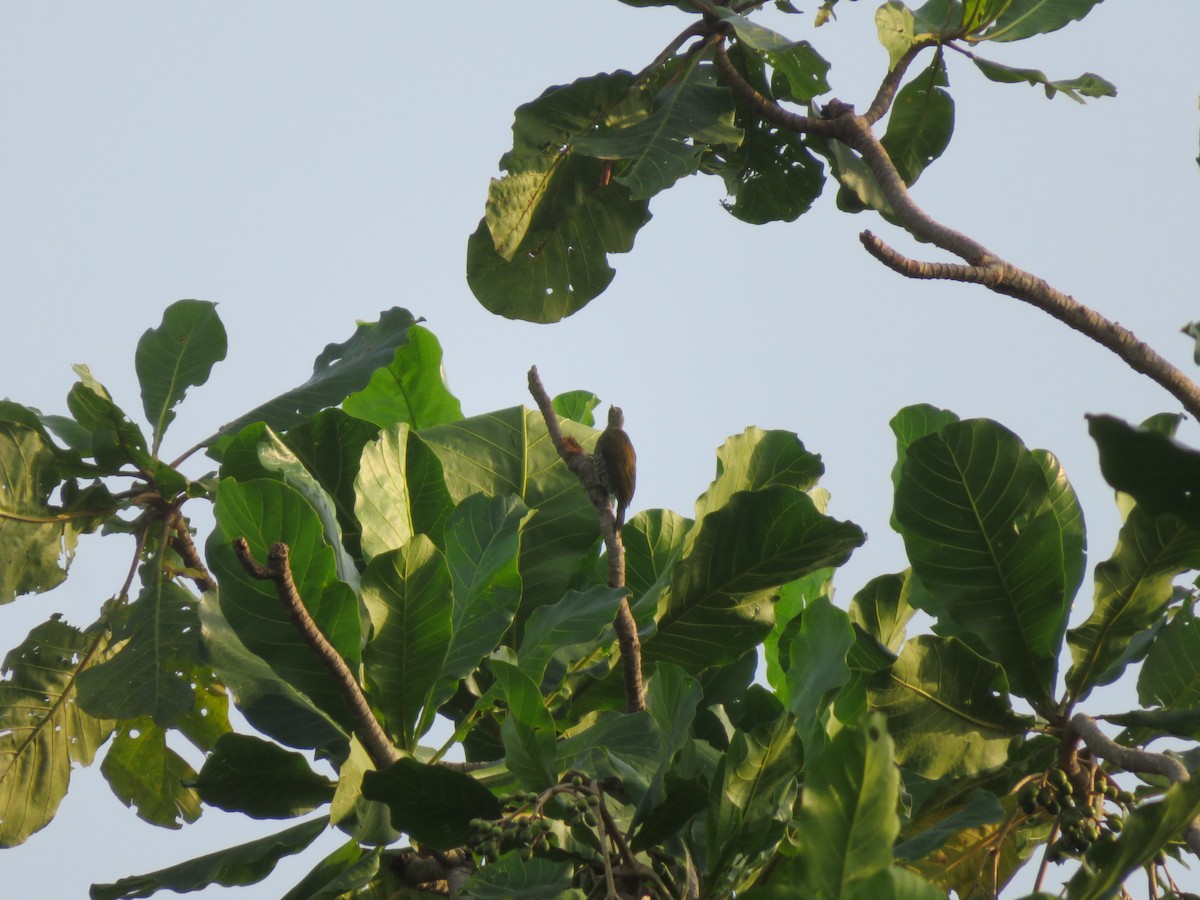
790,714 -> 899,895
881,53 -> 954,186
135,299 -> 227,451
895,418 -> 1074,707
207,478 -> 361,733
101,720 -> 201,829
213,307 -> 418,441
575,51 -> 742,200
362,536 -> 453,750
0,423 -> 104,601
342,324 -> 463,429
0,618 -> 113,847
76,559 -> 200,726
493,660 -> 558,790
869,636 -> 1026,779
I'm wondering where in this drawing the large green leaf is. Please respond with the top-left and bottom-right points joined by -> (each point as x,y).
694,427 -> 825,522
341,324 -> 463,429
197,591 -> 347,753
464,854 -> 576,900
207,478 -> 361,732
361,536 -> 453,750
354,422 -> 416,562
427,494 -> 530,713
876,1 -> 917,69
705,705 -> 801,894
893,788 -> 1005,861
76,559 -> 200,726
789,714 -> 900,896
636,663 -> 703,821
716,11 -> 832,103
1138,608 -> 1200,719
889,403 -> 960,532
418,407 -> 598,614
1066,507 -> 1200,700
361,758 -> 501,850
881,52 -> 954,186
220,423 -> 361,591
574,51 -> 742,200
868,636 -> 1026,779
0,619 -> 113,847
703,44 -> 825,226
894,418 -> 1074,707
646,485 -> 864,670
213,307 -> 418,441
101,720 -> 201,829
515,584 -> 625,687
467,72 -> 653,322
0,423 -> 102,601
66,366 -> 154,472
483,70 -> 641,259
623,508 -> 691,627
282,408 -> 379,565
971,55 -> 1115,102
1088,414 -> 1200,529
89,817 -> 329,900
192,733 -> 335,819
493,659 -> 558,791
715,98 -> 825,225
783,596 -> 855,754
849,571 -> 917,652
978,0 -> 1105,42
279,840 -> 379,900
135,299 -> 227,452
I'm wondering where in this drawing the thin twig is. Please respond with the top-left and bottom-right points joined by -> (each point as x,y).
233,537 -> 400,768
527,367 -> 645,713
1068,714 -> 1200,857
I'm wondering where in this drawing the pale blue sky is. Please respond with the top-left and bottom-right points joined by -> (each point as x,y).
2,3 -> 1198,896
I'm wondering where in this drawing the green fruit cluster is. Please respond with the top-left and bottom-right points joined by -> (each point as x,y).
1016,769 -> 1135,863
467,792 -> 556,863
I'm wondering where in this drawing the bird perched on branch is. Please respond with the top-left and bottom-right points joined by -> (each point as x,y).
593,405 -> 636,529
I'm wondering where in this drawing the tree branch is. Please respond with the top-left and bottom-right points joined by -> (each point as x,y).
170,512 -> 216,593
232,537 -> 400,768
717,33 -> 1200,419
1068,714 -> 1200,858
527,367 -> 645,713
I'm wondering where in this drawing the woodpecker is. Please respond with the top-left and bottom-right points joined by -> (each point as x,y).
593,405 -> 636,529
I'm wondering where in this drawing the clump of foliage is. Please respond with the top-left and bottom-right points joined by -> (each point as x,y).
4,2 -> 1200,899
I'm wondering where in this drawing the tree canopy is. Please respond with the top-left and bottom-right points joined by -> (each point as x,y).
3,1 -> 1200,898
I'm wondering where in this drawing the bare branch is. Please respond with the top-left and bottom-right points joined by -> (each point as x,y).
860,231 -> 1200,419
233,537 -> 400,768
862,40 -> 938,125
527,367 -> 645,713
